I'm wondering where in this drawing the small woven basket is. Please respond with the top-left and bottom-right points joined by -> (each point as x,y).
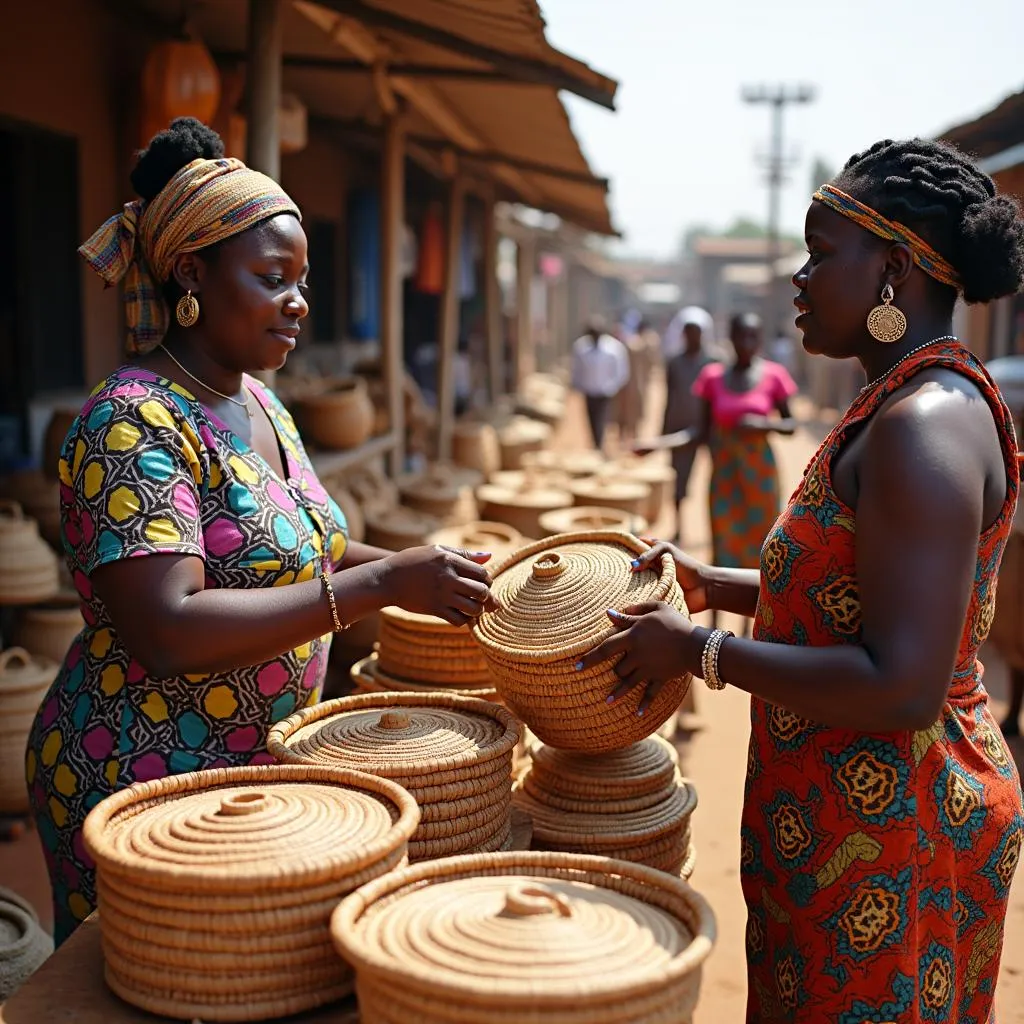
82,764 -> 418,1022
471,532 -> 692,752
268,692 -> 521,862
350,653 -> 498,700
537,505 -> 648,539
515,738 -> 698,877
331,850 -> 716,1023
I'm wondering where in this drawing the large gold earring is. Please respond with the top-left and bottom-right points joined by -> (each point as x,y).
175,291 -> 200,328
866,284 -> 907,343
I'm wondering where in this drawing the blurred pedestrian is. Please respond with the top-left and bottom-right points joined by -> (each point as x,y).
616,318 -> 661,445
571,315 -> 630,450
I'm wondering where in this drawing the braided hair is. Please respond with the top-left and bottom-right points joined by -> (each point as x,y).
832,138 -> 1024,305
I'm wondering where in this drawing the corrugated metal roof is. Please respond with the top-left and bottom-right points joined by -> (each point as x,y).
941,88 -> 1024,161
132,0 -> 617,235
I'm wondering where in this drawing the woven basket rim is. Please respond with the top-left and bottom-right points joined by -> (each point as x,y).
267,691 -> 521,775
349,654 -> 498,699
82,764 -> 419,889
331,850 -> 716,1003
471,531 -> 677,663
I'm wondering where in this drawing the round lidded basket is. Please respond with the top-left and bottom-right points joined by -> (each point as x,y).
350,653 -> 498,701
471,532 -> 692,752
497,417 -> 551,470
515,737 -> 698,877
0,502 -> 60,605
397,464 -> 482,525
376,605 -> 493,688
83,764 -> 419,1022
331,849 -> 716,1024
268,692 -> 521,862
476,483 -> 573,542
568,477 -> 651,518
452,422 -> 501,478
538,505 -> 648,539
522,448 -> 608,478
614,456 -> 678,525
364,505 -> 440,552
426,521 -> 525,565
0,648 -> 58,813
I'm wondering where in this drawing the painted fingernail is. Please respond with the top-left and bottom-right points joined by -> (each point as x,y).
630,559 -> 640,569
606,694 -> 617,704
471,551 -> 491,558
636,708 -> 645,717
608,608 -> 623,619
574,661 -> 583,671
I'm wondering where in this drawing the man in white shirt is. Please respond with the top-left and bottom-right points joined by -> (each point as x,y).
571,316 -> 630,450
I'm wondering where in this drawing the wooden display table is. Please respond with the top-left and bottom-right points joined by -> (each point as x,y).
0,914 -> 360,1024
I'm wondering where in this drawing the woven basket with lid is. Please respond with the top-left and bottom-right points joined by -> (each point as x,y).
82,764 -> 418,1022
1,648 -> 58,813
350,653 -> 498,701
522,448 -> 608,478
331,850 -> 715,1024
614,456 -> 678,525
269,693 -> 521,862
0,502 -> 60,605
471,531 -> 692,752
397,464 -> 483,525
477,482 -> 572,541
364,505 -> 440,552
497,417 -> 552,469
452,422 -> 501,477
426,521 -> 525,564
538,505 -> 649,539
568,477 -> 651,518
515,737 -> 698,877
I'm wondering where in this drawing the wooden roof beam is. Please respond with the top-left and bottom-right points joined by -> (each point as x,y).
309,0 -> 617,110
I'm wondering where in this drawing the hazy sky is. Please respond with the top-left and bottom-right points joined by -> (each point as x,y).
541,0 -> 1024,258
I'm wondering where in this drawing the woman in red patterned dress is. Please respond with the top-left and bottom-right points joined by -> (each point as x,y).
583,139 -> 1024,1022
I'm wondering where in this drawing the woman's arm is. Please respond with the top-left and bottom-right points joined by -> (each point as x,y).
631,544 -> 760,618
592,380 -> 992,729
92,545 -> 492,679
635,400 -> 711,455
339,539 -> 395,567
739,398 -> 797,436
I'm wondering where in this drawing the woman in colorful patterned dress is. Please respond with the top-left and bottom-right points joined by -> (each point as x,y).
25,120 -> 496,945
583,138 -> 1024,1022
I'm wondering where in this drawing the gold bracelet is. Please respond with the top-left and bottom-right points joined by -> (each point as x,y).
700,628 -> 734,690
320,571 -> 344,632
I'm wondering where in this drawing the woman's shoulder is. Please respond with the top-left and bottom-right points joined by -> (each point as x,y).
83,366 -> 198,420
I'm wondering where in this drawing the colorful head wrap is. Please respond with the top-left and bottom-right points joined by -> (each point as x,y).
812,183 -> 962,292
79,157 -> 301,355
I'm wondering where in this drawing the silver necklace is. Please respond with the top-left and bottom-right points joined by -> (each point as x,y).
860,336 -> 959,394
161,345 -> 253,417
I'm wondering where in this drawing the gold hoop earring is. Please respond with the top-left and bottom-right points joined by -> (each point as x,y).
866,284 -> 907,344
175,291 -> 200,329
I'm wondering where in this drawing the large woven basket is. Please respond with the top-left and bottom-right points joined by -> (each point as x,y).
331,850 -> 716,1023
268,693 -> 521,862
364,505 -> 440,552
376,605 -> 494,689
350,653 -> 498,701
515,737 -> 698,877
452,422 -> 502,477
614,456 -> 678,525
1,648 -> 58,813
0,502 -> 60,605
471,532 -> 692,752
497,417 -> 551,470
397,464 -> 482,525
568,478 -> 651,518
82,764 -> 418,1022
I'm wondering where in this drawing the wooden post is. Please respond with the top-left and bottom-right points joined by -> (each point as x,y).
515,236 -> 534,390
381,112 -> 407,475
482,190 -> 503,402
245,0 -> 283,390
436,171 -> 466,462
245,0 -> 283,180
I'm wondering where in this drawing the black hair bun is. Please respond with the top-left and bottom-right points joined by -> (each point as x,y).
130,117 -> 225,202
955,193 -> 1024,304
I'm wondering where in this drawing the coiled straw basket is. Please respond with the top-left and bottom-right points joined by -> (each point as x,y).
268,692 -> 521,862
331,849 -> 716,1024
82,764 -> 419,1022
471,531 -> 692,752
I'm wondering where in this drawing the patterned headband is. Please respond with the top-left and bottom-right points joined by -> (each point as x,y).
79,157 -> 300,355
812,183 -> 962,291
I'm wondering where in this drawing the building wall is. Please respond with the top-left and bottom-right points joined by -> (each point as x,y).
0,0 -> 143,386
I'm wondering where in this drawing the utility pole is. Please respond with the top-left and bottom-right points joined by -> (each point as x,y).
741,84 -> 815,338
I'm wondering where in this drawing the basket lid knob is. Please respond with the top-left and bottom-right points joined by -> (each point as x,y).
531,552 -> 564,579
217,792 -> 268,816
378,709 -> 412,731
502,883 -> 574,919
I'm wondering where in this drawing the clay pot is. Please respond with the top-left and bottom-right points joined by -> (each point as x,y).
293,377 -> 375,450
0,886 -> 54,1001
12,592 -> 83,665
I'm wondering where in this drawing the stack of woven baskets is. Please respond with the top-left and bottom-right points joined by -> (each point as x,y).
514,736 -> 697,877
269,692 -> 520,862
352,605 -> 497,699
83,764 -> 419,1022
331,850 -> 715,1024
0,502 -> 60,605
1,649 -> 58,814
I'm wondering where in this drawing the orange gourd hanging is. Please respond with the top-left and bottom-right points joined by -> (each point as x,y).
140,38 -> 221,143
415,201 -> 445,295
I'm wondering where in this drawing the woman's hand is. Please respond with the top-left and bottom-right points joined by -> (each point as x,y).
380,545 -> 495,626
631,540 -> 713,615
576,603 -> 699,715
